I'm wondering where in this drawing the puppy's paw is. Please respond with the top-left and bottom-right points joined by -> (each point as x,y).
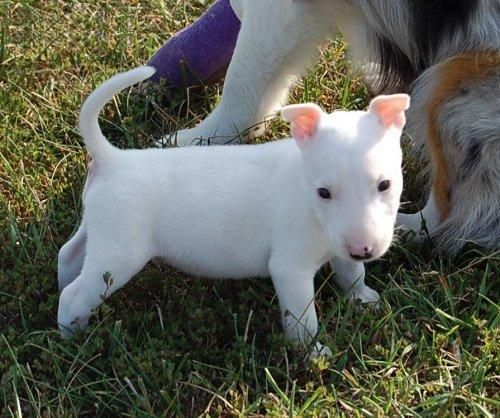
58,321 -> 79,339
58,314 -> 90,339
309,342 -> 333,360
346,284 -> 380,306
58,285 -> 91,339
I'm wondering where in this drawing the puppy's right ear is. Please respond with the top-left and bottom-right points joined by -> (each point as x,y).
281,103 -> 323,145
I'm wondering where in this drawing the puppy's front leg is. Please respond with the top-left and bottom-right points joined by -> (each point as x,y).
164,0 -> 335,146
329,257 -> 380,304
269,257 -> 331,358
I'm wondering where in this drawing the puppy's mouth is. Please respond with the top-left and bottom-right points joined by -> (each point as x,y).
349,252 -> 373,261
347,245 -> 389,263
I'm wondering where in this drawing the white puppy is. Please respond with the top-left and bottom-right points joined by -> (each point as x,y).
58,67 -> 409,356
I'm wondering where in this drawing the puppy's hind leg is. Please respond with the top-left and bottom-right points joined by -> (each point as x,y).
57,235 -> 150,338
164,0 -> 336,146
58,223 -> 87,292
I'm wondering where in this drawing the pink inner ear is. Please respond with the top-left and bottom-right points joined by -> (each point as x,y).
377,105 -> 405,128
281,102 -> 323,143
291,115 -> 318,140
370,94 -> 410,129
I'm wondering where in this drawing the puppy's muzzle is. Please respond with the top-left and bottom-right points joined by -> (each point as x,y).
349,245 -> 373,261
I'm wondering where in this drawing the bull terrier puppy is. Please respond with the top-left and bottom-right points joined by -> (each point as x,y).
58,67 -> 409,357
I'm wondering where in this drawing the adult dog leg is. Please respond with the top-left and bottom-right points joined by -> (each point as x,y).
396,191 -> 441,242
163,0 -> 335,146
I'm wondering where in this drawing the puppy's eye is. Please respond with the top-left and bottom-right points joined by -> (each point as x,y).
378,180 -> 391,192
317,188 -> 332,200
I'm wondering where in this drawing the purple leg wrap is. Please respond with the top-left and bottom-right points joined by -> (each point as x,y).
147,0 -> 241,87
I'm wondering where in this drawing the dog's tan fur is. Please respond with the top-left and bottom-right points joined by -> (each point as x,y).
428,51 -> 500,221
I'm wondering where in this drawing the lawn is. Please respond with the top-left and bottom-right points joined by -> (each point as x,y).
0,1 -> 498,416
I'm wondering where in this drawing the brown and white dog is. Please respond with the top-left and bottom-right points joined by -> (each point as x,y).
162,0 -> 500,255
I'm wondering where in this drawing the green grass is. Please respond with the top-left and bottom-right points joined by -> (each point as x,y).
1,1 -> 499,416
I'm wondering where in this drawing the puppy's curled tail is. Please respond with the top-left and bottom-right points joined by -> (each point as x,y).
79,66 -> 156,160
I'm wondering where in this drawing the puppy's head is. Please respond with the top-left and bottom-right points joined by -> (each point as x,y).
282,94 -> 409,262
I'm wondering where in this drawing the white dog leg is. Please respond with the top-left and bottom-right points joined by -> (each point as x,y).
229,0 -> 243,20
163,0 -> 335,146
329,256 -> 380,304
269,256 -> 332,358
58,223 -> 87,292
57,240 -> 149,338
397,190 -> 441,241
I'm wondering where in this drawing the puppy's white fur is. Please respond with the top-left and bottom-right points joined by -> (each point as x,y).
58,67 -> 408,356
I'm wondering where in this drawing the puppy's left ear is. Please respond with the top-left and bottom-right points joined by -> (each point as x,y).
281,103 -> 323,145
369,94 -> 410,129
